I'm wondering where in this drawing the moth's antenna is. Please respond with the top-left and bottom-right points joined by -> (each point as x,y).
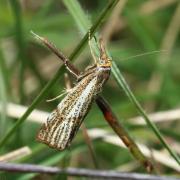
99,38 -> 108,60
97,38 -> 111,67
31,30 -> 79,77
88,30 -> 98,64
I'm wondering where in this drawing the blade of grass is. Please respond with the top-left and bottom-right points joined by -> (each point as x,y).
112,61 -> 180,165
63,0 -> 180,165
9,0 -> 26,103
63,0 -> 91,35
10,0 -> 46,91
1,163 -> 179,180
66,0 -> 119,61
0,53 -> 8,137
63,0 -> 153,171
0,0 -> 119,150
125,9 -> 157,51
18,146 -> 85,179
18,152 -> 68,180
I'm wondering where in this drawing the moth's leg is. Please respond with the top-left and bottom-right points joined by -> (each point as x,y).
31,31 -> 79,78
47,73 -> 74,102
46,88 -> 72,102
88,30 -> 98,64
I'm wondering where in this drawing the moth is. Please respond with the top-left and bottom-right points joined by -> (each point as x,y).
36,37 -> 112,150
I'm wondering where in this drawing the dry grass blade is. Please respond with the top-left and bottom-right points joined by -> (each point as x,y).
1,102 -> 179,171
147,2 -> 180,110
88,128 -> 180,172
0,162 -> 179,180
130,108 -> 180,124
0,147 -> 31,162
140,0 -> 177,15
2,102 -> 180,125
101,0 -> 127,44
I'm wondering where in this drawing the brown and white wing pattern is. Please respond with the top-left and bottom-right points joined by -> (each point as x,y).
37,74 -> 99,150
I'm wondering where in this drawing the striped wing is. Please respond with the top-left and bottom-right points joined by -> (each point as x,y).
37,75 -> 98,150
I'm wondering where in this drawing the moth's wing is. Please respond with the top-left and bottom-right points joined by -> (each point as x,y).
36,107 -> 63,149
36,76 -> 98,150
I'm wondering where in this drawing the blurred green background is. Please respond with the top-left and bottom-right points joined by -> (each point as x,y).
0,0 -> 180,179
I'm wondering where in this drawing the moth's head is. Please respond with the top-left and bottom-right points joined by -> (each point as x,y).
97,38 -> 112,68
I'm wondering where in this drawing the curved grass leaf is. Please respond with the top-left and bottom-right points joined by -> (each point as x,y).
63,0 -> 180,165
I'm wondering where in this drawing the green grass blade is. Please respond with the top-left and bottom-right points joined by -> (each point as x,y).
9,0 -> 26,103
65,0 -> 119,60
112,61 -> 180,165
0,52 -> 8,137
63,0 -> 91,35
9,0 -> 46,91
64,0 -> 180,165
0,0 -> 119,150
63,0 -> 154,171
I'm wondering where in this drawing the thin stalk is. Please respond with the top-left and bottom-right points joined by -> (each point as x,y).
9,0 -> 26,103
112,61 -> 180,165
63,0 -> 153,171
66,0 -> 119,61
0,162 -> 179,180
81,123 -> 99,169
64,0 -> 180,166
0,56 -> 7,137
10,0 -> 46,95
96,96 -> 153,172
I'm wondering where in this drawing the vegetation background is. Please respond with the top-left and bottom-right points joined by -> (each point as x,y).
0,0 -> 180,179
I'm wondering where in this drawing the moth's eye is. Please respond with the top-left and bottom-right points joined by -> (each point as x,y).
99,58 -> 104,64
